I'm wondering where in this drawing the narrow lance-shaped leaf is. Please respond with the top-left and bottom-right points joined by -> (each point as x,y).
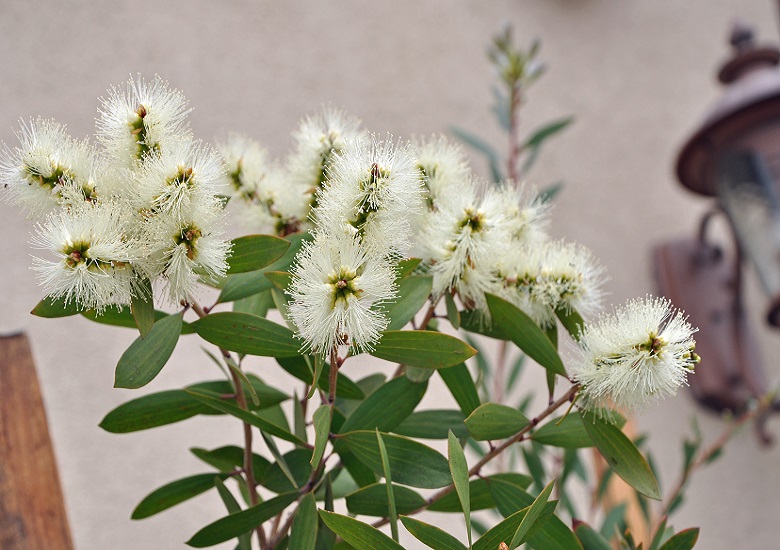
262,432 -> 299,488
581,411 -> 661,500
132,473 -> 229,519
574,522 -> 612,550
338,376 -> 427,434
485,293 -> 566,377
377,430 -> 399,542
510,478 -> 556,548
289,492 -> 318,550
213,478 -> 251,550
371,330 -> 476,370
346,484 -> 426,516
185,388 -> 305,446
318,511 -> 405,550
439,363 -> 481,416
448,431 -> 472,548
339,431 -> 452,489
658,528 -> 700,550
30,294 -> 82,318
226,234 -> 290,274
311,405 -> 331,469
400,516 -> 468,550
186,492 -> 298,547
191,312 -> 300,357
114,312 -> 183,389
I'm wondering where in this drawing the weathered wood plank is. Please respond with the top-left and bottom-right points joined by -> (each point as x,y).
0,333 -> 73,550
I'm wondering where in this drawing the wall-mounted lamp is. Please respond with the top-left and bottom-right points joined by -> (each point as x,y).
655,23 -> 780,442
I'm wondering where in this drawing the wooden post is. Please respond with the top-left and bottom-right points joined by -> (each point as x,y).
0,333 -> 74,550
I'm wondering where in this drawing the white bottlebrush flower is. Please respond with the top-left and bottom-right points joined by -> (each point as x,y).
97,75 -> 191,167
412,134 -> 470,211
31,201 -> 143,311
421,179 -> 508,310
217,135 -> 309,235
494,182 -> 550,246
0,118 -> 96,218
313,136 -> 424,256
134,138 -> 224,219
571,296 -> 700,413
287,107 -> 365,209
142,202 -> 231,303
496,240 -> 605,328
288,232 -> 397,356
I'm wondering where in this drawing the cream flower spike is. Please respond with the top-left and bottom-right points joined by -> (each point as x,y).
0,118 -> 95,218
412,134 -> 471,211
288,231 -> 397,357
97,75 -> 191,167
313,135 -> 424,257
572,296 -> 700,414
31,200 -> 144,312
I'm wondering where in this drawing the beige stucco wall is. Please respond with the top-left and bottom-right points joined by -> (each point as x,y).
1,1 -> 779,548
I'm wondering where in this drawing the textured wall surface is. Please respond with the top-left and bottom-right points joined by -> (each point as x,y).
1,1 -> 779,548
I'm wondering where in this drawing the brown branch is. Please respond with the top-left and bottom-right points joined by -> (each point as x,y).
372,383 -> 581,529
190,300 -> 266,548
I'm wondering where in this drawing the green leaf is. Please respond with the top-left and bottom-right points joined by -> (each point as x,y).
658,528 -> 700,550
265,270 -> 294,293
191,312 -> 299,357
258,449 -> 311,493
459,309 -> 510,340
114,312 -> 183,389
450,126 -> 504,183
371,330 -> 476,369
428,473 -> 532,512
81,307 -> 195,334
486,294 -> 566,377
131,277 -> 155,338
99,381 -> 290,433
531,412 -> 593,448
521,117 -> 574,173
213,478 -> 251,550
30,295 -> 82,317
225,360 -> 260,406
276,356 -> 364,399
311,405 -> 331,468
262,432 -> 299,488
581,412 -> 661,500
345,484 -> 425,516
233,289 -> 274,318
574,522 -> 613,550
486,479 -> 581,550
396,258 -> 422,278
394,410 -> 467,440
227,234 -> 290,274
191,446 -> 270,478
339,431 -> 451,489
289,492 -> 318,550
556,307 -> 585,341
445,293 -> 460,329
537,181 -> 564,204
186,388 -> 305,446
400,516 -> 468,550
132,473 -> 229,519
339,376 -> 427,434
186,492 -> 298,547
385,276 -> 433,331
448,431 -> 471,547
472,501 -> 557,550
218,232 -> 310,303
649,517 -> 669,550
318,511 -> 404,550
377,430 -> 399,541
510,479 -> 555,548
439,363 -> 481,416
465,403 -> 529,441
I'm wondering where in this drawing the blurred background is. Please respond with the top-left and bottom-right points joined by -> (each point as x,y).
1,1 -> 779,548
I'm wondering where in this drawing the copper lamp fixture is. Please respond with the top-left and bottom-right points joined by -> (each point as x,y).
655,21 -> 780,442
